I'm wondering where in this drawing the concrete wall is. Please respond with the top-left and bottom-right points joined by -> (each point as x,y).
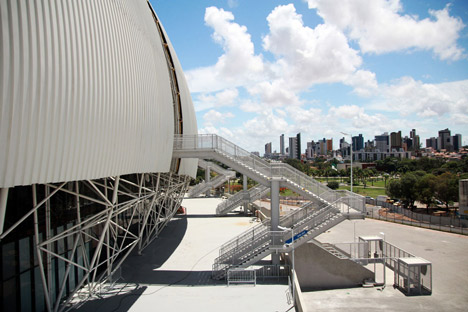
293,241 -> 374,291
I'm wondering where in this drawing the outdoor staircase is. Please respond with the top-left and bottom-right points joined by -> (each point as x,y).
188,160 -> 235,197
211,198 -> 350,280
173,134 -> 365,213
216,184 -> 269,216
172,134 -> 365,280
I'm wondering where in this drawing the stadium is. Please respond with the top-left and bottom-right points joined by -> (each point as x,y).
0,1 -> 197,310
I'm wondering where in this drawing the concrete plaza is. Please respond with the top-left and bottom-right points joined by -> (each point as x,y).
73,197 -> 468,312
73,198 -> 291,312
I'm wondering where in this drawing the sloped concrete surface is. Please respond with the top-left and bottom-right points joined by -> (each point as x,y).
73,198 -> 291,312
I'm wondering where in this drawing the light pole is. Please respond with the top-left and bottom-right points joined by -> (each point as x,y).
341,132 -> 353,193
379,232 -> 386,288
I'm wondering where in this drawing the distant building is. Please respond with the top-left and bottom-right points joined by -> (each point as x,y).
288,133 -> 301,160
365,140 -> 374,151
280,134 -> 285,155
375,132 -> 389,153
438,128 -> 451,150
265,142 -> 272,157
352,134 -> 364,152
426,137 -> 438,150
326,139 -> 333,154
452,134 -> 462,151
340,137 -> 351,158
410,129 -> 420,150
296,133 -> 302,160
306,142 -> 313,159
289,136 -> 298,159
353,150 -> 412,162
390,131 -> 402,150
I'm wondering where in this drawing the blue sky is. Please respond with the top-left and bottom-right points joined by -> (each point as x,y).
152,0 -> 468,152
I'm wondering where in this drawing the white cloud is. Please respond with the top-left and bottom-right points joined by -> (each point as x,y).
263,4 -> 362,89
345,70 -> 378,97
193,88 -> 239,112
186,7 -> 264,92
377,78 -> 468,117
198,124 -> 234,140
307,0 -> 465,60
203,109 -> 234,124
247,80 -> 302,108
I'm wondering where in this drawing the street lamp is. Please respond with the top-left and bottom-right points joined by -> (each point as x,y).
379,232 -> 386,287
341,132 -> 353,193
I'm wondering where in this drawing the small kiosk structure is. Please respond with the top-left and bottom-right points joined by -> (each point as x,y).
394,257 -> 432,295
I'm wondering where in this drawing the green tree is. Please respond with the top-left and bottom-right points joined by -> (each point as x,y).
387,173 -> 420,209
434,172 -> 459,209
386,178 -> 402,199
417,174 -> 436,213
338,169 -> 347,183
327,181 -> 339,190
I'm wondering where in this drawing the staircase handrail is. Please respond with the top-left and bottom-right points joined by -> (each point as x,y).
216,196 -> 345,265
216,191 -> 248,215
175,134 -> 364,212
198,159 -> 236,178
175,134 -> 329,196
188,174 -> 229,197
218,219 -> 270,257
216,199 -> 346,267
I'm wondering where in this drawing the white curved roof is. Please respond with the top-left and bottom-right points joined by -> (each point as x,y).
0,0 -> 197,188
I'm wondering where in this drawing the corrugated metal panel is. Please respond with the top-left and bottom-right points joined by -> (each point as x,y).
155,14 -> 198,179
0,0 -> 177,188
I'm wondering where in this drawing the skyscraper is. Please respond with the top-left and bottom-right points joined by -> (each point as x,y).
375,133 -> 389,153
426,137 -> 438,150
265,142 -> 272,157
438,128 -> 451,150
410,129 -> 420,150
390,131 -> 402,150
296,133 -> 301,160
280,134 -> 285,155
352,134 -> 364,152
452,134 -> 462,151
289,136 -> 298,159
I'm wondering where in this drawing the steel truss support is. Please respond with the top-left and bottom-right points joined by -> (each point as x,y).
3,172 -> 189,312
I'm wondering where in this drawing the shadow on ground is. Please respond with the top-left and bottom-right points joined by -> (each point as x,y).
72,285 -> 146,312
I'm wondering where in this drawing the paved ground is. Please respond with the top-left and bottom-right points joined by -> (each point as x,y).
303,218 -> 468,312
73,198 -> 292,312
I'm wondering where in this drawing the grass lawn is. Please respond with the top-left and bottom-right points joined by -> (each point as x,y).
366,179 -> 388,188
280,188 -> 300,197
338,185 -> 386,198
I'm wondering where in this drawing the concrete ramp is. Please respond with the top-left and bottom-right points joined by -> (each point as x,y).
294,241 -> 374,291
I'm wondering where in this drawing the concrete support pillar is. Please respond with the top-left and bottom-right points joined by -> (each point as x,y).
243,175 -> 248,215
205,166 -> 211,197
270,179 -> 280,265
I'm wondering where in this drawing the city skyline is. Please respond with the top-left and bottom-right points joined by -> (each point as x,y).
265,127 -> 462,156
154,0 -> 468,152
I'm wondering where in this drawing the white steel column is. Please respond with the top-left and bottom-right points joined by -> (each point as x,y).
271,179 -> 280,265
243,175 -> 248,215
205,166 -> 211,197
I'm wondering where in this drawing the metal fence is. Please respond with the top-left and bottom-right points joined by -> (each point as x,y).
227,268 -> 256,286
366,199 -> 468,235
227,265 -> 290,286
